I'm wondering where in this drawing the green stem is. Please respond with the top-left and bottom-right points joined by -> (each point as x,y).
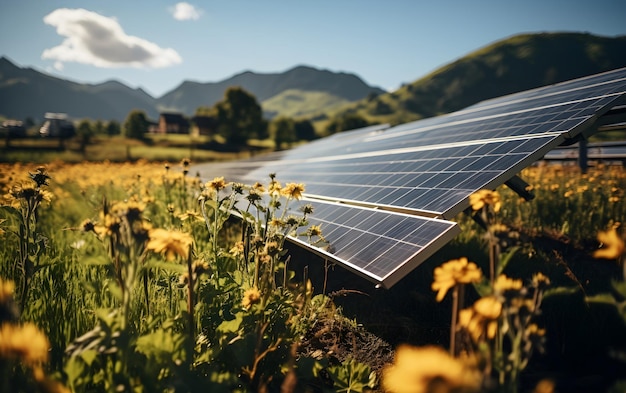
450,284 -> 459,356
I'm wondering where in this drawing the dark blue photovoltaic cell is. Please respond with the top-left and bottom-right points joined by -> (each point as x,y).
239,197 -> 459,287
194,68 -> 626,287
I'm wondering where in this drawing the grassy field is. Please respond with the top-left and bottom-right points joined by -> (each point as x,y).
1,159 -> 625,392
0,134 -> 274,164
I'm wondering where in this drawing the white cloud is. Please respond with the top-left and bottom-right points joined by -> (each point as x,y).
41,8 -> 182,69
170,2 -> 202,21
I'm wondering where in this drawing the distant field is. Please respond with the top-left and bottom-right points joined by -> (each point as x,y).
0,134 -> 272,163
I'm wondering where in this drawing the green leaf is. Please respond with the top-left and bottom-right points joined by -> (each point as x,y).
473,277 -> 493,297
135,328 -> 187,365
80,255 -> 111,266
543,286 -> 579,299
145,259 -> 186,273
327,358 -> 375,393
217,312 -> 244,335
611,280 -> 626,299
497,246 -> 519,275
586,293 -> 619,306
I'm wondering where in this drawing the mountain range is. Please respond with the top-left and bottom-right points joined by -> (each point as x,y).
0,59 -> 383,123
1,32 -> 626,125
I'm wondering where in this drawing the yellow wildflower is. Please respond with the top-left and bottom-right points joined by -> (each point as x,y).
252,182 -> 266,193
242,287 -> 261,309
205,176 -> 228,192
177,210 -> 203,222
532,272 -> 551,288
230,241 -> 245,257
533,379 -> 555,393
493,274 -> 523,294
146,228 -> 193,261
593,226 -> 624,260
473,296 -> 502,320
381,344 -> 481,393
526,323 -> 546,337
0,322 -> 50,365
0,279 -> 15,304
469,189 -> 501,212
307,224 -> 323,237
270,217 -> 285,228
281,182 -> 305,200
431,257 -> 482,302
458,296 -> 502,341
269,180 -> 282,196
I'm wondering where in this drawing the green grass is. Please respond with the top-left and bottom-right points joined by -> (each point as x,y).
0,134 -> 267,164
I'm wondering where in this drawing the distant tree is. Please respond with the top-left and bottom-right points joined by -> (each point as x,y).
76,119 -> 94,153
271,117 -> 296,150
325,114 -> 371,134
294,119 -> 317,141
23,117 -> 35,129
195,106 -> 215,116
366,91 -> 379,102
371,99 -> 393,115
93,119 -> 105,135
123,110 -> 149,139
214,87 -> 266,146
106,120 -> 121,136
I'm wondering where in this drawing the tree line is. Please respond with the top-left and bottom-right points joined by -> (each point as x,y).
6,86 -> 375,151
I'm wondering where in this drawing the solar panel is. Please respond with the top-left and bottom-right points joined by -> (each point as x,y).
194,67 -> 626,287
237,197 -> 459,288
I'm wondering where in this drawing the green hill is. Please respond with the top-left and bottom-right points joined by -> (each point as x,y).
261,89 -> 352,119
323,32 -> 626,127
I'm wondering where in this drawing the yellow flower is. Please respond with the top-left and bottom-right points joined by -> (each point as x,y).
381,344 -> 481,393
281,182 -> 305,200
526,323 -> 546,337
493,274 -> 523,294
146,228 -> 193,261
532,272 -> 551,288
431,258 -> 482,302
230,241 -> 245,257
252,182 -> 266,193
307,224 -> 323,237
469,189 -> 501,212
473,296 -> 502,320
533,379 -> 555,393
593,226 -> 624,260
270,217 -> 285,228
269,180 -> 282,196
177,210 -> 204,222
242,287 -> 261,309
0,322 -> 50,365
0,279 -> 15,305
205,176 -> 228,192
458,296 -> 501,342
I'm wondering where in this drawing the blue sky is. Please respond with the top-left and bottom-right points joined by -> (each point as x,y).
1,1 -> 625,98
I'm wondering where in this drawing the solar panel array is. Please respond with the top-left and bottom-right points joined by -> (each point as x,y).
195,67 -> 626,288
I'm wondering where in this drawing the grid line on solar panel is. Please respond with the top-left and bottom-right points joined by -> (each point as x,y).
238,197 -> 459,287
459,67 -> 626,114
218,134 -> 560,218
297,208 -> 458,287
